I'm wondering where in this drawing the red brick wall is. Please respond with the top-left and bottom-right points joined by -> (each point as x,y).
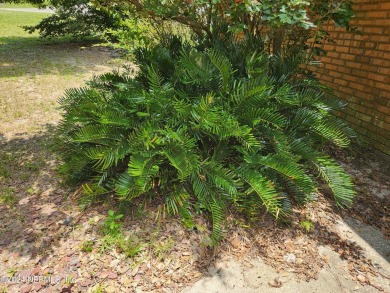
313,0 -> 390,155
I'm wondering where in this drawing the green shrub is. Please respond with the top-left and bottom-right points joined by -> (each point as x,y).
57,38 -> 355,243
23,0 -> 124,38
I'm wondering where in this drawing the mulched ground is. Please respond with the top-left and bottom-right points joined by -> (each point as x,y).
0,133 -> 389,292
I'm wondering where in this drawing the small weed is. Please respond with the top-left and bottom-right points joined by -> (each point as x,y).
0,165 -> 10,178
103,210 -> 124,237
80,240 -> 94,253
195,223 -> 207,233
88,216 -> 98,225
7,268 -> 17,278
99,210 -> 125,252
153,237 -> 174,261
0,286 -> 7,293
0,188 -> 16,206
200,236 -> 212,247
25,162 -> 39,171
0,153 -> 13,178
78,184 -> 108,210
300,220 -> 314,233
20,173 -> 30,180
118,236 -> 146,258
18,215 -> 26,223
27,186 -> 41,195
91,284 -> 104,293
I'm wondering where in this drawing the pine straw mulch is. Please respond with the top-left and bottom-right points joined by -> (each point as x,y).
0,136 -> 389,293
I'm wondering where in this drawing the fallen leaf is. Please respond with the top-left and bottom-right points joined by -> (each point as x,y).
268,277 -> 282,288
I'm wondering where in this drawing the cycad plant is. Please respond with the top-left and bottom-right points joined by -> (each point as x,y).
58,38 -> 355,243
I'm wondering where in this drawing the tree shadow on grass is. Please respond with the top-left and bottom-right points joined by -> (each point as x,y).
0,125 -> 218,292
0,125 -> 71,259
0,36 -> 116,79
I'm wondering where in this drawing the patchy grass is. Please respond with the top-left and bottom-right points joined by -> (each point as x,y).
0,187 -> 16,206
0,10 -> 124,138
0,3 -> 37,8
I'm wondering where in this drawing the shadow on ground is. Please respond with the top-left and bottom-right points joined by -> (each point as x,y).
0,125 -> 71,259
0,37 -> 117,78
0,127 -> 389,292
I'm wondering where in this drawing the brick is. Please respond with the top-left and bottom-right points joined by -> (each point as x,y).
337,66 -> 352,74
374,19 -> 390,26
376,105 -> 390,115
359,4 -> 379,11
360,64 -> 376,73
316,0 -> 390,155
376,82 -> 390,91
378,43 -> 390,51
367,11 -> 388,18
346,61 -> 362,69
353,34 -> 371,42
368,72 -> 388,82
349,47 -> 365,55
370,35 -> 390,42
378,127 -> 390,140
321,75 -> 334,83
326,51 -> 339,58
380,2 -> 390,10
340,53 -> 355,60
371,58 -> 390,67
354,56 -> 371,63
341,74 -> 359,82
348,82 -> 366,92
335,46 -> 350,53
379,91 -> 390,100
337,86 -> 354,95
365,50 -> 385,58
374,144 -> 390,156
334,78 -> 349,86
349,102 -> 366,113
363,42 -> 377,49
354,12 -> 367,18
325,63 -> 338,71
374,96 -> 390,107
373,119 -> 390,131
368,133 -> 388,146
378,67 -> 390,75
357,19 -> 375,26
363,27 -> 382,34
360,121 -> 378,133
366,109 -> 385,120
332,59 -> 345,66
346,115 -> 363,126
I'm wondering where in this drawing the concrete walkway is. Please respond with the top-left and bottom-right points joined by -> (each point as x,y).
185,217 -> 390,293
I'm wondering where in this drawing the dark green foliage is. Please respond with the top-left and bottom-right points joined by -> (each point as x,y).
22,0 -> 123,38
57,38 -> 355,243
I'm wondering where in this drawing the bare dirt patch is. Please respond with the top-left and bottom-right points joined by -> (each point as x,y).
0,43 -> 123,139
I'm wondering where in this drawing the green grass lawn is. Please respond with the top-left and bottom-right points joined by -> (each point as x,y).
0,10 -> 98,76
0,3 -> 38,8
0,10 -> 50,50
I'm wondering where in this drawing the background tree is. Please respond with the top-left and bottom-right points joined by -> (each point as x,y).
96,0 -> 354,57
4,0 -> 126,38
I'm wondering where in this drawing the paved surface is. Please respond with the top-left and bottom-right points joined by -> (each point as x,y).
0,7 -> 54,13
185,218 -> 390,293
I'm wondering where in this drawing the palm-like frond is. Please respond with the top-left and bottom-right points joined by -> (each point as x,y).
236,165 -> 285,218
314,157 -> 355,207
57,38 -> 356,245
